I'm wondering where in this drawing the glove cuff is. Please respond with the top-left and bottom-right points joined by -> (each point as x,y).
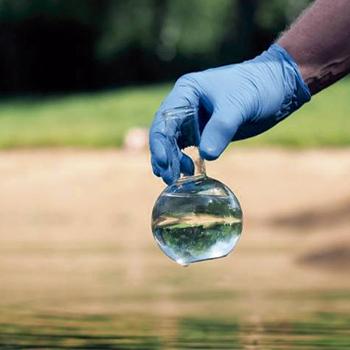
268,43 -> 311,122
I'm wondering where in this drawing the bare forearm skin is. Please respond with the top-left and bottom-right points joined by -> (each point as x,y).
278,0 -> 350,95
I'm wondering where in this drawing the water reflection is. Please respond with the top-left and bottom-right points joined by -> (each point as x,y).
1,311 -> 350,349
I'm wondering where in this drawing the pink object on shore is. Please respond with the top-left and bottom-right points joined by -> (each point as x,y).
123,127 -> 148,151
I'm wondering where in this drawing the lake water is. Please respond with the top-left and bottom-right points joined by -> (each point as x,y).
1,308 -> 350,349
1,243 -> 350,349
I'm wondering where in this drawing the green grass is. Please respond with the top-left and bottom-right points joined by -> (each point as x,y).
245,78 -> 350,148
0,79 -> 349,149
0,85 -> 166,148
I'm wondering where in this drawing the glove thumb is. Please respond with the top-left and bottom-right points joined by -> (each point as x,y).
199,106 -> 243,160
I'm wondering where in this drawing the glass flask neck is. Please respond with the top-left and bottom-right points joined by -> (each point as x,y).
162,106 -> 206,182
179,145 -> 206,183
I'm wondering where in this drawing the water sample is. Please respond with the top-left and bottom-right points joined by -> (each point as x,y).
151,106 -> 243,266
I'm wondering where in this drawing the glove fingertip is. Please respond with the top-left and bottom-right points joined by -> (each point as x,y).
199,148 -> 220,161
151,158 -> 161,177
180,153 -> 195,176
162,170 -> 176,186
199,139 -> 222,161
150,137 -> 168,168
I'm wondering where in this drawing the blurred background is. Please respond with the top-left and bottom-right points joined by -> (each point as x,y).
0,0 -> 311,93
0,0 -> 349,148
1,0 -> 350,348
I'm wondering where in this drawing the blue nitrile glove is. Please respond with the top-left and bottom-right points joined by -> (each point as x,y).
150,44 -> 311,185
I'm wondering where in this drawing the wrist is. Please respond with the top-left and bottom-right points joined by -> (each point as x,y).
277,38 -> 318,94
266,43 -> 311,121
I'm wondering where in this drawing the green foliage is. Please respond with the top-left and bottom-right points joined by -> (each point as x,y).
157,0 -> 233,57
96,0 -> 233,61
95,0 -> 313,62
0,0 -> 97,23
0,0 -> 315,92
255,0 -> 311,31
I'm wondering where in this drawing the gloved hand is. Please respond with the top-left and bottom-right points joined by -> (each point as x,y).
150,44 -> 311,185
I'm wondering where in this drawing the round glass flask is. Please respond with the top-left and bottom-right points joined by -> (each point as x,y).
151,106 -> 243,266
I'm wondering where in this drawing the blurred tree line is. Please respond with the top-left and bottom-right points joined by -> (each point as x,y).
0,0 -> 311,94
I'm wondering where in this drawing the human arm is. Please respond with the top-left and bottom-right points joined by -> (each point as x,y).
278,0 -> 350,94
